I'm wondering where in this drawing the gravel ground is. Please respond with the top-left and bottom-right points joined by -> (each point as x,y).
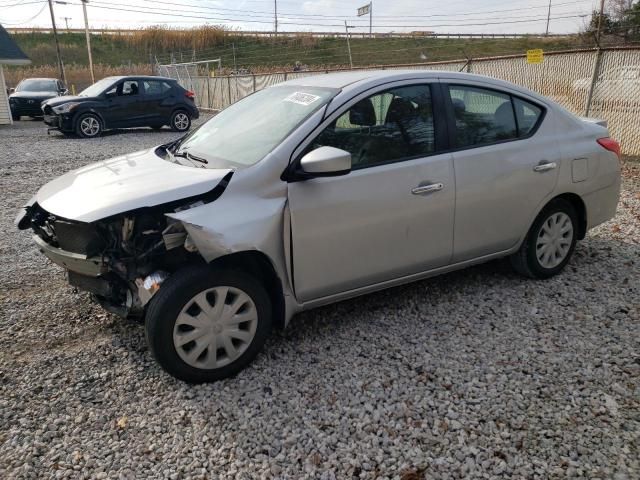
0,119 -> 638,480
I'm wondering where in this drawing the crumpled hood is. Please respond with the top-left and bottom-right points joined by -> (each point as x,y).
43,95 -> 96,107
36,148 -> 232,222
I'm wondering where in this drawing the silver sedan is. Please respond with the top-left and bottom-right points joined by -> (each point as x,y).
17,70 -> 622,382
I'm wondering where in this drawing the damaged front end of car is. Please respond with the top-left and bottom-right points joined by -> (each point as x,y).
16,173 -> 232,318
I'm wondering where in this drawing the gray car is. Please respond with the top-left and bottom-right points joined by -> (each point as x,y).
16,70 -> 622,382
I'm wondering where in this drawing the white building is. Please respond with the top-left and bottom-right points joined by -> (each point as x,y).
0,24 -> 30,125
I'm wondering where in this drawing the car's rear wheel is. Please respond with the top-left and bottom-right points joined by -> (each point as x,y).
11,114 -> 20,121
510,199 -> 578,279
145,265 -> 272,383
170,110 -> 191,132
75,113 -> 102,138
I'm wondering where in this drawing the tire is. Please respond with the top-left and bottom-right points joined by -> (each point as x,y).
12,114 -> 20,121
145,265 -> 272,383
170,110 -> 191,132
510,198 -> 578,279
75,113 -> 102,138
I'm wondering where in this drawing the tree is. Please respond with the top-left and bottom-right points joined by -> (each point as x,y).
583,1 -> 640,40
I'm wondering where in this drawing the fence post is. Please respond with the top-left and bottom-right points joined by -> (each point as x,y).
252,74 -> 256,92
584,47 -> 604,117
227,76 -> 232,107
207,75 -> 211,110
466,57 -> 472,73
284,72 -> 288,81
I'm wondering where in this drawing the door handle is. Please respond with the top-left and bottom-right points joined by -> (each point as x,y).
533,161 -> 557,172
411,183 -> 443,195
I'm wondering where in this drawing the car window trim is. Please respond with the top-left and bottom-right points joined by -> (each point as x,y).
441,82 -> 547,154
284,80 -> 450,182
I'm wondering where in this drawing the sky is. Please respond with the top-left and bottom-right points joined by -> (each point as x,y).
0,0 -> 600,35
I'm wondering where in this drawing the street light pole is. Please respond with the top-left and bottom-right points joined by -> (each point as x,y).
47,0 -> 66,84
344,21 -> 353,69
545,0 -> 552,36
81,0 -> 95,83
274,0 -> 278,38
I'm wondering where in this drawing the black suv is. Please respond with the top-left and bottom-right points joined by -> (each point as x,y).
9,78 -> 67,120
42,76 -> 199,138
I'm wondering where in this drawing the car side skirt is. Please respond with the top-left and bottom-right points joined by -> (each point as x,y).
298,246 -> 518,313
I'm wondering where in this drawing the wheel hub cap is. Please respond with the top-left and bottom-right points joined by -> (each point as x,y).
174,113 -> 189,130
173,286 -> 258,369
536,212 -> 573,269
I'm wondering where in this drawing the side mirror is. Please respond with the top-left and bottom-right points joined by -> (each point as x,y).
299,146 -> 351,177
9,88 -> 15,94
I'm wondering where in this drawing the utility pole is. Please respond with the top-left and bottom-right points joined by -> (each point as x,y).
369,1 -> 372,38
81,0 -> 94,83
545,0 -> 552,36
62,16 -> 71,31
344,21 -> 353,69
47,0 -> 66,84
232,42 -> 237,72
274,0 -> 278,38
596,0 -> 606,43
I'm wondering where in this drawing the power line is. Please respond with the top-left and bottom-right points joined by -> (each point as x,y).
70,1 -> 590,29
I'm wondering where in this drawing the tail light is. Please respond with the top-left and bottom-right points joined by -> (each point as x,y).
185,90 -> 195,100
597,137 -> 621,160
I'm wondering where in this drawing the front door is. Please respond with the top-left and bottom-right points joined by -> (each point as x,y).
288,83 -> 455,302
443,83 -> 560,262
102,79 -> 143,128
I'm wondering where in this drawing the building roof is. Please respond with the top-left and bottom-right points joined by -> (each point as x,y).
0,24 -> 30,65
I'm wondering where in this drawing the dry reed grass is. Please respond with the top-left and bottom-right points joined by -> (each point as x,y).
5,64 -> 152,91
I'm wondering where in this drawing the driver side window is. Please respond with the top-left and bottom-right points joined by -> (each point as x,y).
308,84 -> 435,169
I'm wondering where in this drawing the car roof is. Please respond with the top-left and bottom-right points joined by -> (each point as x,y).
281,69 -> 552,107
20,77 -> 59,81
106,75 -> 176,82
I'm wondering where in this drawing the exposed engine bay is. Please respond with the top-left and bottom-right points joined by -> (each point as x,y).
19,174 -> 232,318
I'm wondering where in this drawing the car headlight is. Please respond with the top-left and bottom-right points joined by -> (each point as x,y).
52,102 -> 80,114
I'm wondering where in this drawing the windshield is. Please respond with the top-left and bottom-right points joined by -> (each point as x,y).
79,77 -> 119,97
175,85 -> 337,169
16,79 -> 57,92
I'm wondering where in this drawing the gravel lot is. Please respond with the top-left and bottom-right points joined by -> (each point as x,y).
1,119 -> 638,480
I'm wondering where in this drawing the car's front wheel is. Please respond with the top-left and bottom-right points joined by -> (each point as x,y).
510,198 -> 578,279
75,113 -> 102,138
170,110 -> 191,132
145,265 -> 272,383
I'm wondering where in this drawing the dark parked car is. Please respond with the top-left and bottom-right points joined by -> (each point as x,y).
42,75 -> 199,138
9,78 -> 67,120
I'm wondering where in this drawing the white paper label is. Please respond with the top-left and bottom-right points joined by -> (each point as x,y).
284,92 -> 321,106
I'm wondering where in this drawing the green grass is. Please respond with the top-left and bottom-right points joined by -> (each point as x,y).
10,31 -> 592,70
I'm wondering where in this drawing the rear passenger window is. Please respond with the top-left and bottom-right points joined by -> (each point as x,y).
448,85 -> 517,148
144,80 -> 172,95
513,97 -> 542,136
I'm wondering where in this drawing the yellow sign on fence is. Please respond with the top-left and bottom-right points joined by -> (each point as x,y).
526,49 -> 544,64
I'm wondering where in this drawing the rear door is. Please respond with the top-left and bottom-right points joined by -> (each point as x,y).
288,82 -> 456,302
141,79 -> 175,124
443,82 -> 560,262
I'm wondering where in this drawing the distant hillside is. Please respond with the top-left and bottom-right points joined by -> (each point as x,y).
10,27 -> 593,69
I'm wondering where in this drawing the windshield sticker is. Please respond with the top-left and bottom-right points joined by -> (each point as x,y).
284,92 -> 321,106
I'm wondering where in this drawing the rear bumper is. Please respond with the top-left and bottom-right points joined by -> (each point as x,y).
584,175 -> 622,230
33,234 -> 107,277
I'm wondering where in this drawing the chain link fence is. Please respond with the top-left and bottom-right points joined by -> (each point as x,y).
159,47 -> 640,155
